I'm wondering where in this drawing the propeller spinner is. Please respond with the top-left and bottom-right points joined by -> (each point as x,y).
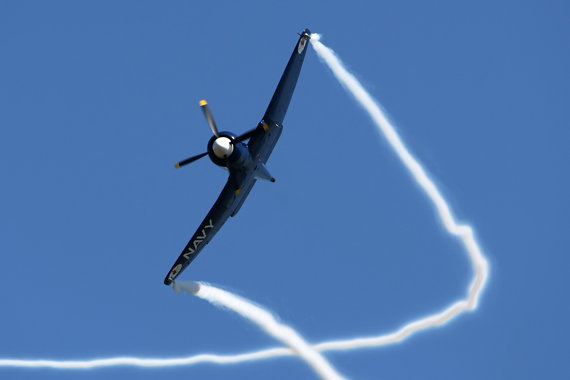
211,137 -> 234,159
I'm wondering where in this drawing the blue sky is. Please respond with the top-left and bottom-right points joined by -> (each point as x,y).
1,1 -> 569,379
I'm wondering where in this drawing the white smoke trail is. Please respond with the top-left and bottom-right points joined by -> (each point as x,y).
0,34 -> 488,376
0,283 -> 344,380
307,34 -> 489,350
173,281 -> 345,380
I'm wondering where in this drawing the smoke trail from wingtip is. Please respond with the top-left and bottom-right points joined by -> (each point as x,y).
306,34 -> 489,350
0,281 -> 345,380
0,33 -> 488,377
175,281 -> 345,380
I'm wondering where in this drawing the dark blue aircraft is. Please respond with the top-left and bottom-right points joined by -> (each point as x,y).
164,29 -> 311,285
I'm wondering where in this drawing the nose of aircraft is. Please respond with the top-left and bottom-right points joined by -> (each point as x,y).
212,137 -> 234,159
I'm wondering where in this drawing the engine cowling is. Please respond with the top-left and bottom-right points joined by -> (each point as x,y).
207,132 -> 249,169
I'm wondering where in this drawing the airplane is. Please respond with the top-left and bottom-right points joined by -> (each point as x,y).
164,29 -> 311,286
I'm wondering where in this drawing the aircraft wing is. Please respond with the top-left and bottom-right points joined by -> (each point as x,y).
164,29 -> 310,285
248,29 -> 310,164
164,174 -> 249,285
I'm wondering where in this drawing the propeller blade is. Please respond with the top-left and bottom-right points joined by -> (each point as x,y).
200,100 -> 219,137
233,128 -> 258,143
175,152 -> 208,168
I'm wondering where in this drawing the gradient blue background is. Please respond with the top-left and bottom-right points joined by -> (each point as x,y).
1,1 -> 569,379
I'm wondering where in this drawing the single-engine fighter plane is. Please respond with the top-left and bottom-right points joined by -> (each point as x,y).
164,29 -> 311,285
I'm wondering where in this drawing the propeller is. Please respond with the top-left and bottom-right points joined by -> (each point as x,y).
233,128 -> 258,143
174,100 -> 218,169
174,152 -> 208,168
200,100 -> 219,137
174,100 -> 258,172
200,100 -> 257,143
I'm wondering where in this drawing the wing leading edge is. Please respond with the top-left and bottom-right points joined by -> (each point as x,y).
248,29 -> 311,164
164,180 -> 236,285
263,28 -> 311,128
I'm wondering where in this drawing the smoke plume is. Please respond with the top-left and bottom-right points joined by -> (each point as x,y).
0,34 -> 489,379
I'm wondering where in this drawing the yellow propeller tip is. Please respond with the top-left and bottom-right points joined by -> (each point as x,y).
174,163 -> 180,168
199,100 -> 207,106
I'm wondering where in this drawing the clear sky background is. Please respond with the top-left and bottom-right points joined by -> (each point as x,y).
1,1 -> 569,379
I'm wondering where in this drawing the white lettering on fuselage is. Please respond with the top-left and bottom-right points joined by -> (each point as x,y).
183,219 -> 214,259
